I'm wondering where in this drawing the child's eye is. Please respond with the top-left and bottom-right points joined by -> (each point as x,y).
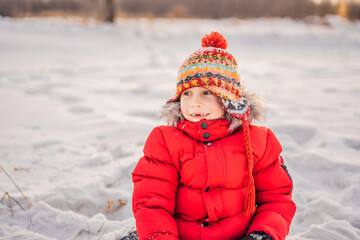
203,90 -> 213,95
182,91 -> 191,96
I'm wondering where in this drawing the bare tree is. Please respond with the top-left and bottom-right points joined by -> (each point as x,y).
104,0 -> 115,22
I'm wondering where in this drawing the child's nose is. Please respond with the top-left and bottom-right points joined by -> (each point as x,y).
190,95 -> 203,107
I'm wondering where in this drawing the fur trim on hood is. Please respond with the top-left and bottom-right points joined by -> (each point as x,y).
160,88 -> 264,132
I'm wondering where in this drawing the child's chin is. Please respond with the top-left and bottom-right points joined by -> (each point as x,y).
187,116 -> 214,122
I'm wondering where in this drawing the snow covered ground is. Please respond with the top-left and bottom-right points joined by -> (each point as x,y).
0,16 -> 359,240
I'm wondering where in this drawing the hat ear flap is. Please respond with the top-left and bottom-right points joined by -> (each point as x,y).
220,97 -> 250,119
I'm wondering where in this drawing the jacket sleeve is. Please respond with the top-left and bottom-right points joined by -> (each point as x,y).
132,127 -> 180,240
247,128 -> 296,240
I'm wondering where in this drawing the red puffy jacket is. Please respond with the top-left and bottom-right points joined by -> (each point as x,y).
132,118 -> 296,240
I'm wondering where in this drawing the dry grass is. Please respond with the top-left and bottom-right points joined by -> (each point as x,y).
0,165 -> 34,214
106,198 -> 126,214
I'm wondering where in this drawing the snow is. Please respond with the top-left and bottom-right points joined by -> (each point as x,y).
0,16 -> 360,240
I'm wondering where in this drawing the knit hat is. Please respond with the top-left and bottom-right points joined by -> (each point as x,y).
168,32 -> 256,216
168,31 -> 250,120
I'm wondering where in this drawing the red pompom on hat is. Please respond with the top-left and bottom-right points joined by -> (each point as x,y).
201,31 -> 228,49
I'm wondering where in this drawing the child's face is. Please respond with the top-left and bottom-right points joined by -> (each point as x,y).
180,87 -> 225,122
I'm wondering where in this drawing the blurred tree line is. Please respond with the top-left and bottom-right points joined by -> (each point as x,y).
0,0 -> 359,21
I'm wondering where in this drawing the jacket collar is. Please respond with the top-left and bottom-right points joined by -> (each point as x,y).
176,118 -> 232,142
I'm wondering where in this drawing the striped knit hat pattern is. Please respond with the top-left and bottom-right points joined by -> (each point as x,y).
169,32 -> 256,217
168,31 -> 250,121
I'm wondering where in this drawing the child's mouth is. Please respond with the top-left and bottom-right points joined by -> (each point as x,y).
190,113 -> 209,118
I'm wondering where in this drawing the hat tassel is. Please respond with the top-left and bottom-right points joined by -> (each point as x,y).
242,116 -> 256,216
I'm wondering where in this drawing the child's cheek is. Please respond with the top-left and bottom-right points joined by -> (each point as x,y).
180,101 -> 187,118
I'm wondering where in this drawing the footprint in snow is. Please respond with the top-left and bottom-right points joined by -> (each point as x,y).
59,95 -> 83,104
67,106 -> 94,114
273,125 -> 316,146
129,111 -> 159,120
343,138 -> 360,151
